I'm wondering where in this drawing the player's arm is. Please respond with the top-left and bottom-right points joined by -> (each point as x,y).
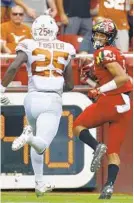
63,61 -> 74,92
88,62 -> 129,99
1,51 -> 28,88
106,62 -> 129,87
96,62 -> 129,94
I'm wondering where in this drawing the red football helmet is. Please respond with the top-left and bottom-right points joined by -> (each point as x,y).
91,19 -> 117,49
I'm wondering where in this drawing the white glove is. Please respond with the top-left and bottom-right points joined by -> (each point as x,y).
0,84 -> 11,105
0,93 -> 11,105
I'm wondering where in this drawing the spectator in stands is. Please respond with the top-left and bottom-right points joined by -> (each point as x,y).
79,0 -> 132,53
56,0 -> 92,37
1,0 -> 57,23
1,5 -> 32,53
97,0 -> 131,52
1,0 -> 36,23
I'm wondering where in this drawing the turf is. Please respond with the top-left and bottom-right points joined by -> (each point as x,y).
1,192 -> 133,203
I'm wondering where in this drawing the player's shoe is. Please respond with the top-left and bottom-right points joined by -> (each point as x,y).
99,182 -> 114,199
12,125 -> 33,151
90,143 -> 107,172
35,182 -> 55,197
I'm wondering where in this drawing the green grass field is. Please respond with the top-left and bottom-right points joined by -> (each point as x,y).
1,192 -> 133,203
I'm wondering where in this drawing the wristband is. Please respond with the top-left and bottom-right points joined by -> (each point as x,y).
99,80 -> 117,93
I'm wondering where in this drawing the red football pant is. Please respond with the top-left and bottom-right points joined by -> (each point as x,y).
73,94 -> 132,155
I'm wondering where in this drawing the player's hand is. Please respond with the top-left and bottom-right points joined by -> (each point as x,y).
88,88 -> 101,100
0,93 -> 11,105
80,60 -> 96,85
80,64 -> 92,85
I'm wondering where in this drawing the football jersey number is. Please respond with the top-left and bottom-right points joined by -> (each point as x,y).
104,0 -> 125,10
31,48 -> 69,77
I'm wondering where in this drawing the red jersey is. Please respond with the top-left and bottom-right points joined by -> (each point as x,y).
93,46 -> 132,95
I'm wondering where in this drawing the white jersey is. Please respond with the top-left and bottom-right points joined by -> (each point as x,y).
16,39 -> 76,94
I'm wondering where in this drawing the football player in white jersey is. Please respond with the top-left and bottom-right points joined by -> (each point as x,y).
0,15 -> 76,197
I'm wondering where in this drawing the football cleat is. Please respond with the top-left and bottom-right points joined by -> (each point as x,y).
90,143 -> 107,172
99,182 -> 114,199
12,125 -> 33,151
35,182 -> 55,197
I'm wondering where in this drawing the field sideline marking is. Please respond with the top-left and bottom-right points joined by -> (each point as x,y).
3,202 -> 45,203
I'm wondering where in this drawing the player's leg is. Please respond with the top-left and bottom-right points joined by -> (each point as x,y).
31,112 -> 61,197
12,92 -> 62,196
30,147 -> 54,197
99,108 -> 132,199
73,94 -> 130,173
19,110 -> 60,196
26,92 -> 62,196
11,102 -> 47,152
12,92 -> 62,152
99,122 -> 121,199
16,111 -> 59,197
73,102 -> 107,172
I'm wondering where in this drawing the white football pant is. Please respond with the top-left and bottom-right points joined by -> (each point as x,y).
24,91 -> 62,184
24,92 -> 62,153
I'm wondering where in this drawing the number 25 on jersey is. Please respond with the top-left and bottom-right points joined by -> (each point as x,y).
31,48 -> 69,77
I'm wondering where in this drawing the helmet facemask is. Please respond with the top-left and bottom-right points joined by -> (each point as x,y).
92,32 -> 109,49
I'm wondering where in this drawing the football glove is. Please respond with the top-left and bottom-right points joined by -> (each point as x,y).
80,61 -> 97,85
0,93 -> 11,105
88,88 -> 101,100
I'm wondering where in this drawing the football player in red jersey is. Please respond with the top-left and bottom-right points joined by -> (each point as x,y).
73,19 -> 132,199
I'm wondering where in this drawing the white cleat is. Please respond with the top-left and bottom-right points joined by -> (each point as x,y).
90,143 -> 107,172
35,182 -> 55,197
12,125 -> 33,151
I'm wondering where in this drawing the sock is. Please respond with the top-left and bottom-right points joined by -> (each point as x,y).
28,136 -> 47,154
31,147 -> 44,183
106,164 -> 119,185
79,129 -> 99,150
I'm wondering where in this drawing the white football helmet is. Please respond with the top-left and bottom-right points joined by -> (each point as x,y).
31,15 -> 59,41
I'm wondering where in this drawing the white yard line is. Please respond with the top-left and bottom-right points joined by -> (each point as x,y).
3,201 -> 50,203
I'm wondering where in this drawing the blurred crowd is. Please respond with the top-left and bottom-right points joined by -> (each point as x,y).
0,0 -> 133,54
